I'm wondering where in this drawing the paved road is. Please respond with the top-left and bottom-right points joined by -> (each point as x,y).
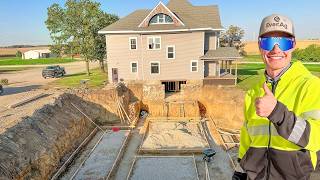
0,61 -> 99,97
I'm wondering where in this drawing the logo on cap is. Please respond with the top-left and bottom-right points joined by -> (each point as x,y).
274,16 -> 280,22
266,16 -> 288,30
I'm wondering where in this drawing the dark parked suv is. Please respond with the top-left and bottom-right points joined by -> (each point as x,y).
42,65 -> 66,78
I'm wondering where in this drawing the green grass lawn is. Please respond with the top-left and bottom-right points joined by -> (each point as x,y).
242,55 -> 263,62
50,68 -> 107,88
242,55 -> 299,62
237,63 -> 320,91
0,57 -> 78,66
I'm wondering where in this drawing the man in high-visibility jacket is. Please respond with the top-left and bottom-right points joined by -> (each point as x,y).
232,14 -> 320,180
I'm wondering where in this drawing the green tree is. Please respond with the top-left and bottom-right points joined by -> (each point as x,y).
45,0 -> 118,75
293,44 -> 320,62
219,25 -> 246,55
16,51 -> 22,58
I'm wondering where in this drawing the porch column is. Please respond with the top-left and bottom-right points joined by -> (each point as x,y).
218,60 -> 221,77
235,60 -> 238,85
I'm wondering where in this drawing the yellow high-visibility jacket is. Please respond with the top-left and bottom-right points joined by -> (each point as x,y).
239,61 -> 320,180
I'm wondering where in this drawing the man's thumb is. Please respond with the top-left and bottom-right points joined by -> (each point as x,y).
263,82 -> 272,96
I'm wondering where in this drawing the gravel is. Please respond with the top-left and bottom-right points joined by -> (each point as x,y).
141,121 -> 208,150
129,156 -> 198,180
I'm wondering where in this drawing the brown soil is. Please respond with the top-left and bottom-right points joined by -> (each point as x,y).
0,84 -> 141,180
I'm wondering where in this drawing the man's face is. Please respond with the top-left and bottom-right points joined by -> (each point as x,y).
259,32 -> 295,71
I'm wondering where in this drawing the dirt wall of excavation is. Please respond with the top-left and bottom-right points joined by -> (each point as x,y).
0,85 -> 142,180
181,85 -> 245,130
138,83 -> 245,129
82,84 -> 142,124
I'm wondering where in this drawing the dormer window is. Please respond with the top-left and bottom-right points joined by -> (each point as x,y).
149,13 -> 173,25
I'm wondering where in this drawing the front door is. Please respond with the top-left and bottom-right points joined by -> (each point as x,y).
112,68 -> 118,83
204,61 -> 217,77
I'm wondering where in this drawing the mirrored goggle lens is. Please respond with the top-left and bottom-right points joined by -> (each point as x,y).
259,37 -> 294,51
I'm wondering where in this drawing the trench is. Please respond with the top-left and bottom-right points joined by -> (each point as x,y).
0,83 -> 244,180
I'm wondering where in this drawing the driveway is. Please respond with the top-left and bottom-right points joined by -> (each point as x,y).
0,61 -> 99,104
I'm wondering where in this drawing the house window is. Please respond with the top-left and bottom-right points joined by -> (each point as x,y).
167,45 -> 175,59
150,61 -> 160,74
149,13 -> 173,24
131,61 -> 138,73
148,37 -> 161,50
129,37 -> 137,50
191,60 -> 198,72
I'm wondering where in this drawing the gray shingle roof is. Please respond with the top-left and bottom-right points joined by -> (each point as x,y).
100,0 -> 223,32
200,47 -> 242,60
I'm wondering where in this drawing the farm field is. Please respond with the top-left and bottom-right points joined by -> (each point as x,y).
244,40 -> 320,55
0,46 -> 49,56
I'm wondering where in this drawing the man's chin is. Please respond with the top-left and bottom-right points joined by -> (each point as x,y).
266,60 -> 288,71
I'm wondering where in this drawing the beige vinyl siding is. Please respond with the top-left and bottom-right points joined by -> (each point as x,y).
106,31 -> 205,82
142,31 -> 204,80
204,32 -> 217,51
106,34 -> 142,82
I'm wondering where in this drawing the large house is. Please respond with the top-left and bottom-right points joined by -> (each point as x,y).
99,0 -> 241,92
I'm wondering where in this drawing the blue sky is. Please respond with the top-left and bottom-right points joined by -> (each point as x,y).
0,0 -> 319,46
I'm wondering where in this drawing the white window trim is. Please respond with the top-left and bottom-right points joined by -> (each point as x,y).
129,37 -> 138,50
147,36 -> 161,50
190,60 -> 198,72
130,61 -> 138,73
150,61 -> 160,75
166,45 -> 175,59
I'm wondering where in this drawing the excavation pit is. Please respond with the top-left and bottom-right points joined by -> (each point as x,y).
139,120 -> 209,154
127,156 -> 199,180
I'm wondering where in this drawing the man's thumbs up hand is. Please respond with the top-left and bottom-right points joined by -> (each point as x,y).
255,82 -> 277,117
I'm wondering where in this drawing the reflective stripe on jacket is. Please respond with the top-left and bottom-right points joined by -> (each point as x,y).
239,61 -> 320,180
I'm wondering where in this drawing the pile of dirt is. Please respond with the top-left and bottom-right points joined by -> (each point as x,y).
0,94 -> 100,179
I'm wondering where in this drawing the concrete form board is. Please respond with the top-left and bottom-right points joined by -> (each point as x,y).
73,130 -> 130,180
128,156 -> 199,180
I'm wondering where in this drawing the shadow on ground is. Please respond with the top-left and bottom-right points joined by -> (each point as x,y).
1,85 -> 41,96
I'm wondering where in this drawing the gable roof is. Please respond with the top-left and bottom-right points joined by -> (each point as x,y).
138,1 -> 185,27
99,0 -> 224,34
